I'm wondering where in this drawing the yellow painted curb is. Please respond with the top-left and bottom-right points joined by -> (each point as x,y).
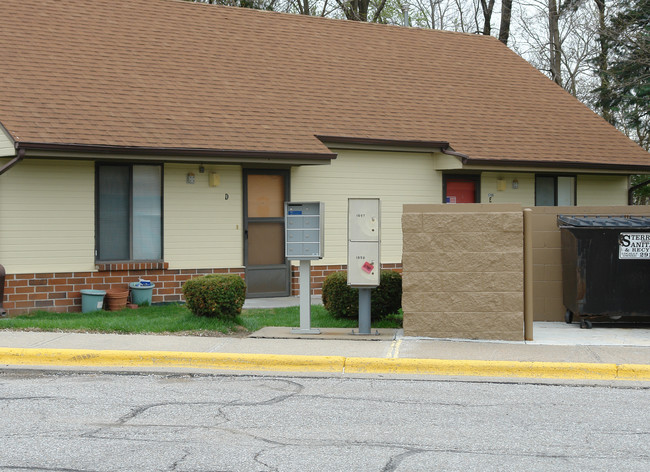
0,348 -> 648,381
617,364 -> 650,381
344,357 -> 621,380
0,348 -> 346,373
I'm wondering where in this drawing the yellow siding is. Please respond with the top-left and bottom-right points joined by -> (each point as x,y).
481,172 -> 535,205
482,172 -> 629,206
164,164 -> 243,269
0,159 -> 95,273
0,126 -> 15,157
577,174 -> 628,205
291,149 -> 441,265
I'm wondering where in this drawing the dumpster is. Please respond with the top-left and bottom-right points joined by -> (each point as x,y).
80,289 -> 107,313
558,215 -> 650,328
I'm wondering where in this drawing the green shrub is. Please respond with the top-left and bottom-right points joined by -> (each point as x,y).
182,274 -> 246,318
322,270 -> 402,320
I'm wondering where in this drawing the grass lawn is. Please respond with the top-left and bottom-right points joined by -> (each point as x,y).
0,304 -> 402,336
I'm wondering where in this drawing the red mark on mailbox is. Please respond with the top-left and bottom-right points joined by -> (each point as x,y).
361,262 -> 374,274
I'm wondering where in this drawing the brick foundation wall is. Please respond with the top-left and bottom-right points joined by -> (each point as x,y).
289,263 -> 402,296
1,266 -> 244,315
1,263 -> 404,314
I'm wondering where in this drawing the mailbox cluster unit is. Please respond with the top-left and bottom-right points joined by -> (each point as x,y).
285,202 -> 324,260
347,198 -> 380,287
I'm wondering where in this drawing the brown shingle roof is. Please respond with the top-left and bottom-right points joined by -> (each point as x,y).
1,0 -> 648,168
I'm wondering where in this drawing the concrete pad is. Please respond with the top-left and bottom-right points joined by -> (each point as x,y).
531,322 -> 650,346
248,326 -> 397,341
395,338 -> 650,365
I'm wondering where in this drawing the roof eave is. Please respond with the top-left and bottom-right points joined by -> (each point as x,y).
461,157 -> 650,173
15,142 -> 336,165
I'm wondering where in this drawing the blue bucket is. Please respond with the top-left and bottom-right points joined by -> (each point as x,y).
80,289 -> 106,313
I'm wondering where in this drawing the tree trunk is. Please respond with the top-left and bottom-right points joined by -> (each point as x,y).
498,0 -> 513,45
595,0 -> 614,124
479,0 -> 495,35
549,0 -> 563,86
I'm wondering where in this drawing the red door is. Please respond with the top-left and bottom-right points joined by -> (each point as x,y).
446,179 -> 476,203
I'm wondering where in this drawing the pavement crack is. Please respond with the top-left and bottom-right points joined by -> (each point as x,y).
253,448 -> 280,471
585,345 -> 604,362
0,396 -> 57,402
382,447 -> 427,472
0,467 -> 94,472
168,448 -> 191,471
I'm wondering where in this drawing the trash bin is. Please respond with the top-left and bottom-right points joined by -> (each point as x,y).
557,215 -> 650,328
129,282 -> 155,306
80,289 -> 106,313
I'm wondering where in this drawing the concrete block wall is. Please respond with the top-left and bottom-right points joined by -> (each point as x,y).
402,204 -> 524,341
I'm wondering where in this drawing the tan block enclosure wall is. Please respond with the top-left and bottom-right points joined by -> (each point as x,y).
402,204 -> 524,341
402,204 -> 650,340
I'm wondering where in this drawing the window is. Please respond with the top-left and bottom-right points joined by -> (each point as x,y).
96,164 -> 162,261
535,175 -> 575,206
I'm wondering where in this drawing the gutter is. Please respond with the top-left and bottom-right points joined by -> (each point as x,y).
316,135 -> 471,160
461,156 -> 650,173
440,145 -> 469,159
15,142 -> 336,162
0,147 -> 25,176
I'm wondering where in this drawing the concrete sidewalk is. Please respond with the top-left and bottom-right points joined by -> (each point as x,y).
1,322 -> 649,382
1,296 -> 649,381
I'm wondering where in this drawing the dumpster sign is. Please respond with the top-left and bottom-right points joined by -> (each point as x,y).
619,233 -> 650,259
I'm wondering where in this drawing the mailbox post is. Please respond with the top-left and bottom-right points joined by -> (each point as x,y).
347,198 -> 380,334
285,202 -> 324,334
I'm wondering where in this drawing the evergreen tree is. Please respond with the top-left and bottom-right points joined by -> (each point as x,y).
601,0 -> 649,150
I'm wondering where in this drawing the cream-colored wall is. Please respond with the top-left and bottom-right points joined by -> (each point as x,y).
0,126 -> 15,157
0,159 -> 95,273
291,149 -> 441,265
164,164 -> 243,269
481,172 -> 535,205
577,174 -> 628,205
482,172 -> 629,206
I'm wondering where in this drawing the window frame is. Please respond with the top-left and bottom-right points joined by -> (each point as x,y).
95,162 -> 164,263
534,174 -> 577,206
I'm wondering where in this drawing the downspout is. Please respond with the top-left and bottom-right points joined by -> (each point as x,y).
628,178 -> 650,205
0,147 -> 25,176
440,145 -> 469,160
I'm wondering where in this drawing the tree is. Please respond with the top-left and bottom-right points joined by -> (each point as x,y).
499,0 -> 513,44
593,0 -> 614,123
190,0 -> 278,9
479,0 -> 497,35
334,0 -> 389,21
601,0 -> 650,150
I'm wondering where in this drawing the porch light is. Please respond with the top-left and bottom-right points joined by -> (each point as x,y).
512,179 -> 519,189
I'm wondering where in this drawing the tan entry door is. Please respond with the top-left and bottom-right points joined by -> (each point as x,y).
243,170 -> 290,297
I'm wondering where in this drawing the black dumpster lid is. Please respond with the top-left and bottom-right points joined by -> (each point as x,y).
557,215 -> 650,228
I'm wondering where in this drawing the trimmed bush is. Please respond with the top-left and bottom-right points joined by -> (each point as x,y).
182,274 -> 246,318
322,270 -> 402,320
